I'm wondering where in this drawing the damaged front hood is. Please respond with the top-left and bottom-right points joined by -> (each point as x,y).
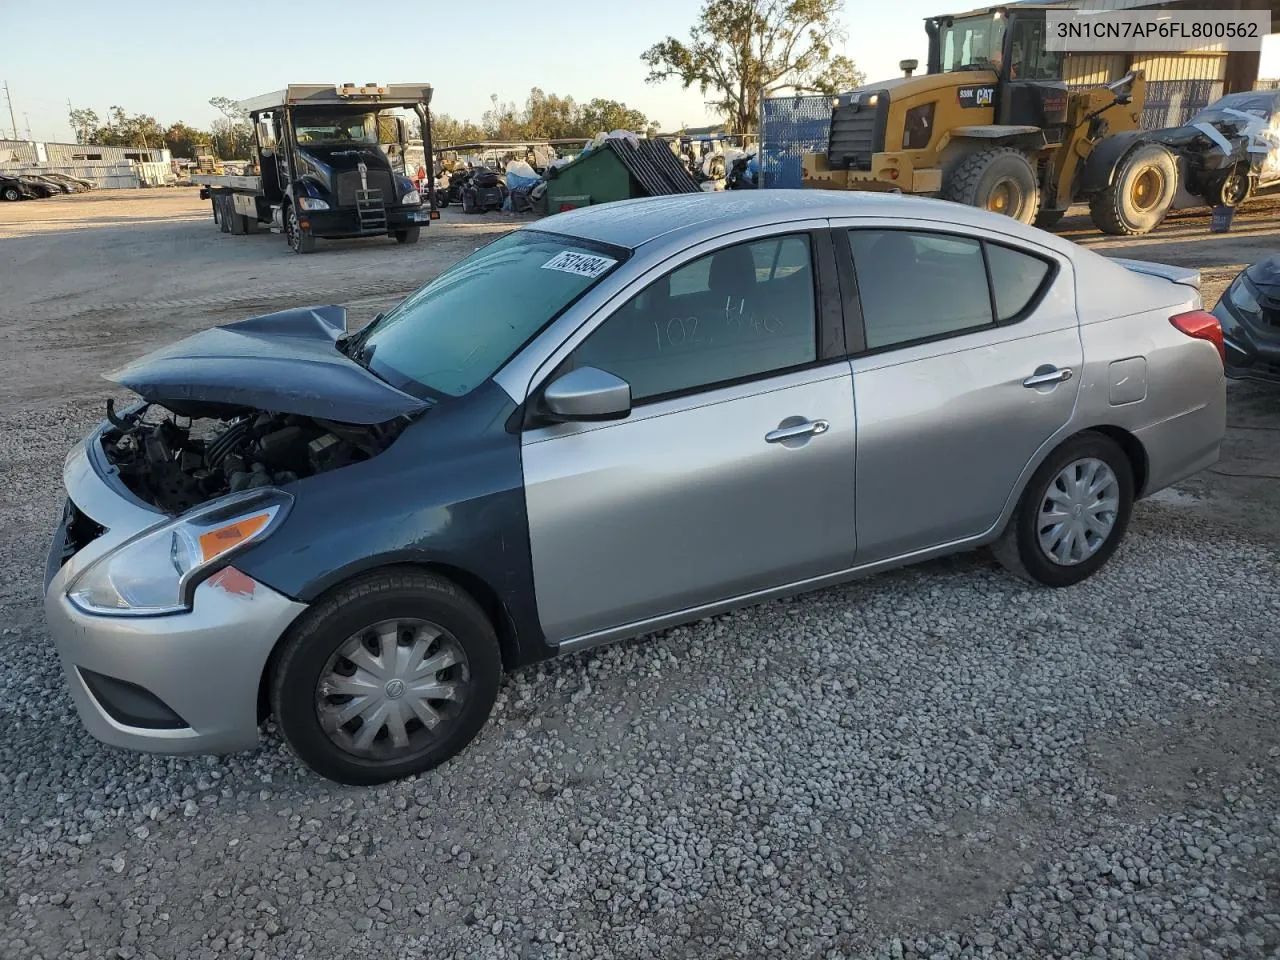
105,305 -> 431,425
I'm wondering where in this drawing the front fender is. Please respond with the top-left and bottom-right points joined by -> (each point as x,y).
1078,131 -> 1148,195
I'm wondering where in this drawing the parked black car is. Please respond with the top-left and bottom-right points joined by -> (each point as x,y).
1,175 -> 38,201
1213,255 -> 1280,385
18,175 -> 62,199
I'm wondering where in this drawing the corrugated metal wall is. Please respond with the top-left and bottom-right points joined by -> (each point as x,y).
0,141 -> 39,164
43,142 -> 167,164
1063,50 -> 1228,128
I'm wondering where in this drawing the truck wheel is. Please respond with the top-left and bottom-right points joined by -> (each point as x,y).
395,227 -> 421,244
1034,209 -> 1067,230
1089,142 -> 1177,236
228,208 -> 246,236
284,204 -> 316,254
217,195 -> 232,233
461,188 -> 477,214
942,147 -> 1040,224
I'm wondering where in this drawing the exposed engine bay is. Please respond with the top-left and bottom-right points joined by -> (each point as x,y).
102,401 -> 405,513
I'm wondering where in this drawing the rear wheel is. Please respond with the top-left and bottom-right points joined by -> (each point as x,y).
395,226 -> 421,244
284,203 -> 316,254
942,147 -> 1040,224
1089,142 -> 1177,236
2,185 -> 22,202
992,432 -> 1134,588
270,570 -> 502,785
1209,166 -> 1252,208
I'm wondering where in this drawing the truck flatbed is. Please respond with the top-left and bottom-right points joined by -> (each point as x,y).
192,174 -> 262,192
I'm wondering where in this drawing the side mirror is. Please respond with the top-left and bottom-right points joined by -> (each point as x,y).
541,367 -> 631,422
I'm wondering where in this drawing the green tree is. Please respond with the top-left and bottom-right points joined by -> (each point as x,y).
68,106 -> 100,144
641,0 -> 864,134
430,113 -> 486,146
163,122 -> 211,158
578,98 -> 650,135
208,96 -> 253,160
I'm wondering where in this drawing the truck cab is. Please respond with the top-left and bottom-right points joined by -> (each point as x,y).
197,83 -> 438,254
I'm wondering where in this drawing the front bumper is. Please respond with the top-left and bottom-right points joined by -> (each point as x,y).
1214,302 -> 1280,385
43,431 -> 308,755
299,204 -> 429,239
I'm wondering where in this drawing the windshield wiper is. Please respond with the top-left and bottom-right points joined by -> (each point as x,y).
338,313 -> 384,361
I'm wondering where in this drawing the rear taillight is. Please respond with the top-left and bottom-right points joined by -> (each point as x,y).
1170,310 -> 1225,364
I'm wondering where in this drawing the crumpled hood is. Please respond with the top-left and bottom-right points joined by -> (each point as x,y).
104,305 -> 431,424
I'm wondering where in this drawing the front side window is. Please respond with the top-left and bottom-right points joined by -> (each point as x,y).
1008,17 -> 1063,80
359,231 -> 626,397
567,235 -> 819,402
940,15 -> 1006,72
848,230 -> 994,349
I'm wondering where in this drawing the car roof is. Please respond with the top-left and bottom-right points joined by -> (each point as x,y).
530,190 -> 1081,259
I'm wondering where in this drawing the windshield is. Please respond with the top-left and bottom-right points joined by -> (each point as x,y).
292,111 -> 379,145
940,14 -> 1006,71
359,231 -> 628,398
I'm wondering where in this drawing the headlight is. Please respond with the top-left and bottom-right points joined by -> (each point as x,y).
903,102 -> 936,150
1227,276 -> 1261,316
67,490 -> 291,616
296,197 -> 329,211
401,189 -> 421,205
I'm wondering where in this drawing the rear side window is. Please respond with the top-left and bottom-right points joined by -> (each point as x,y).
986,242 -> 1052,321
848,230 -> 993,349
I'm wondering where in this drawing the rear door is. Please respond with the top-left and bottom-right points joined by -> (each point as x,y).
830,218 -> 1082,563
519,226 -> 856,645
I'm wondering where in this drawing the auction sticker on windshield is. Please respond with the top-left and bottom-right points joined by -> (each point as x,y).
541,251 -> 617,279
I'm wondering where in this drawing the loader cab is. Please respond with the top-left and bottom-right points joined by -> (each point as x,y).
928,6 -> 1068,133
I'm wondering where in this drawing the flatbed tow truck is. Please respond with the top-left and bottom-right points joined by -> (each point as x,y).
193,83 -> 439,254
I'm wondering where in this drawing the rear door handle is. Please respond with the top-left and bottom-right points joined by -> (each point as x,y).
765,419 -> 829,443
1023,367 -> 1073,388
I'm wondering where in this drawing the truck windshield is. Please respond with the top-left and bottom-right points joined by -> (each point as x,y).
358,231 -> 628,398
940,14 -> 1006,71
292,112 -> 378,145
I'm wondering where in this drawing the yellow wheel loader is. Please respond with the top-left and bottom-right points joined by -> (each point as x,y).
802,3 -> 1178,235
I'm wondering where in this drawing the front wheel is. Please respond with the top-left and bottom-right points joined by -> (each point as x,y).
1208,166 -> 1252,208
394,226 -> 421,244
941,147 -> 1040,224
284,203 -> 316,254
270,569 -> 502,785
991,432 -> 1134,588
2,185 -> 22,202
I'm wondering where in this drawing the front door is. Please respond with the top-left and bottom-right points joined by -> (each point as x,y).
520,231 -> 857,645
833,222 -> 1083,563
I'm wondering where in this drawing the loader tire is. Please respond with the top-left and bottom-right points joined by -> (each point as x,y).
941,147 -> 1040,225
1089,142 -> 1177,236
1034,209 -> 1067,230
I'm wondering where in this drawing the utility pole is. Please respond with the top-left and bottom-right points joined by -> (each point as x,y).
3,82 -> 17,140
24,114 -> 31,140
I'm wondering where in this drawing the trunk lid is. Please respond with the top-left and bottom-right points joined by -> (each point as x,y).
104,305 -> 430,425
1110,257 -> 1201,292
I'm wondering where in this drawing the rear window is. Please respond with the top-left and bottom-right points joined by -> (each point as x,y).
986,243 -> 1052,321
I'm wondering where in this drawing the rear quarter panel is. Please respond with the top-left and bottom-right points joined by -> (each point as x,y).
1070,254 -> 1225,496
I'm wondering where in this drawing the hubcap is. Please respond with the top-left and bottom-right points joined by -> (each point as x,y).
1037,458 -> 1120,566
1131,167 -> 1164,212
987,178 -> 1018,215
316,618 -> 470,761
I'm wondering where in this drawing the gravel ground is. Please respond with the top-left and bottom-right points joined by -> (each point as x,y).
1,189 -> 1278,959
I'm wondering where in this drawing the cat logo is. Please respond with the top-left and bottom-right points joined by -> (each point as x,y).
958,85 -> 996,109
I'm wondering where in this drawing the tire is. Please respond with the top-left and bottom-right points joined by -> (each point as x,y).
270,569 -> 502,785
434,188 -> 449,209
395,226 -> 421,244
284,203 -> 316,254
1208,167 -> 1252,208
1,185 -> 21,202
1089,142 -> 1177,236
461,188 -> 477,214
941,147 -> 1040,224
991,432 -> 1135,588
217,195 -> 232,233
228,209 -> 246,236
1033,209 -> 1067,230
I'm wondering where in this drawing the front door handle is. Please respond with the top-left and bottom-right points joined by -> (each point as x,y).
1023,367 -> 1073,388
765,419 -> 829,443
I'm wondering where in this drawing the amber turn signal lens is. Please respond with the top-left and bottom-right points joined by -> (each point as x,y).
198,512 -> 272,563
